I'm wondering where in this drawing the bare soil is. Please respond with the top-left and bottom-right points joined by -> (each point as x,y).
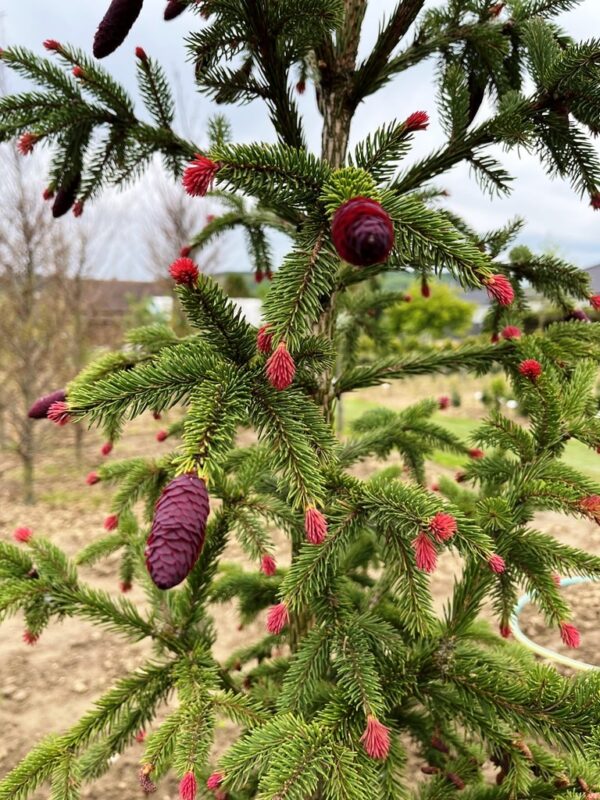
2,381 -> 599,797
520,580 -> 600,669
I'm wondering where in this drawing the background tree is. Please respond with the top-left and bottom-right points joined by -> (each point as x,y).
143,167 -> 219,279
223,272 -> 253,298
59,223 -> 105,465
142,165 -> 223,333
0,146 -> 79,502
1,2 -> 600,799
386,281 -> 475,341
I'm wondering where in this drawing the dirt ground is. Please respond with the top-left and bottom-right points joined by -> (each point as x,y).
2,379 -> 600,798
521,580 -> 600,669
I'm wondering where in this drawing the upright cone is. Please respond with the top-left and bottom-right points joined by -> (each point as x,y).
145,473 -> 210,589
331,197 -> 394,267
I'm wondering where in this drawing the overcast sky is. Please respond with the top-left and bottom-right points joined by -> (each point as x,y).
1,0 -> 599,279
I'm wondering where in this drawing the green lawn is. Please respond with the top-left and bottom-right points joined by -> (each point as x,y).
342,396 -> 600,481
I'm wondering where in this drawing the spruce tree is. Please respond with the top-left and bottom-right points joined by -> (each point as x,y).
3,1 -> 600,798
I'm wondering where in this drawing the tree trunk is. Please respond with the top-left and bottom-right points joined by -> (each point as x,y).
74,424 -> 84,467
0,403 -> 6,449
72,272 -> 86,464
290,2 -> 362,650
315,2 -> 365,427
21,425 -> 35,505
321,95 -> 352,170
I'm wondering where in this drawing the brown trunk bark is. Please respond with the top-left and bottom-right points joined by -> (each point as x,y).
290,3 -> 364,653
316,0 -> 365,426
21,425 -> 35,505
15,154 -> 38,505
74,425 -> 84,467
72,272 -> 86,465
321,96 -> 352,170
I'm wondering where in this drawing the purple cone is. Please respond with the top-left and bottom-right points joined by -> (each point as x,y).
145,473 -> 209,590
164,0 -> 186,20
93,0 -> 144,59
28,389 -> 67,419
52,173 -> 81,219
569,309 -> 591,323
331,197 -> 395,267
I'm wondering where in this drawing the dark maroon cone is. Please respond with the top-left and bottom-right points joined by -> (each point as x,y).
52,173 -> 81,219
28,389 -> 66,419
164,0 -> 186,20
94,0 -> 144,59
145,473 -> 209,590
569,309 -> 591,323
331,197 -> 394,267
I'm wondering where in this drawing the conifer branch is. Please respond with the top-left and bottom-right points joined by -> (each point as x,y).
335,342 -> 511,395
353,0 -> 426,103
3,3 -> 600,798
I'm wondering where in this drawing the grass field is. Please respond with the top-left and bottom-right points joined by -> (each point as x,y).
343,394 -> 600,479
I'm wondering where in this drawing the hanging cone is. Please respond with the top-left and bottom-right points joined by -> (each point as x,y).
52,173 -> 81,218
145,473 -> 210,589
93,0 -> 145,59
28,389 -> 66,419
164,0 -> 187,20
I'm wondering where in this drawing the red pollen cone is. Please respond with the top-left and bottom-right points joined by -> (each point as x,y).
305,507 -> 327,544
501,325 -> 521,340
13,527 -> 33,543
207,772 -> 224,790
361,716 -> 391,760
404,110 -> 429,131
518,359 -> 542,381
429,512 -> 457,542
589,294 -> 600,311
260,554 -> 276,576
257,324 -> 274,355
104,514 -> 119,531
182,155 -> 220,197
17,133 -> 38,156
484,274 -> 514,306
266,602 -> 289,634
169,257 -> 199,286
488,554 -> 506,574
23,630 -> 39,646
413,532 -> 437,573
468,448 -> 484,459
560,621 -> 580,648
47,401 -> 71,426
179,771 -> 197,800
266,342 -> 295,390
